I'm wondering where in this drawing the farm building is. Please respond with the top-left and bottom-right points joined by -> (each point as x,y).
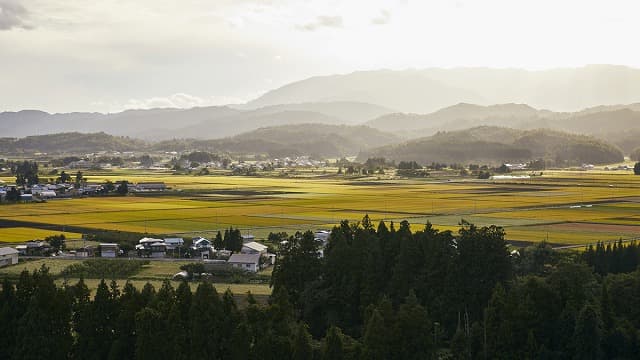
100,243 -> 119,258
241,241 -> 268,255
0,247 -> 19,267
227,253 -> 261,273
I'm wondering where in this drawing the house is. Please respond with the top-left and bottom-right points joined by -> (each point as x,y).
23,241 -> 50,256
241,241 -> 268,255
190,237 -> 213,259
0,247 -> 19,267
191,237 -> 212,250
149,242 -> 167,258
136,237 -> 165,257
227,253 -> 261,273
100,243 -> 119,258
164,237 -> 184,250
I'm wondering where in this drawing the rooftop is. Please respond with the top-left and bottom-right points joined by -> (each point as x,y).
0,247 -> 19,256
228,253 -> 260,264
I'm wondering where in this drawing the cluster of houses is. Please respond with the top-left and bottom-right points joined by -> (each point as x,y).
96,235 -> 274,273
0,181 -> 168,202
1,230 -> 333,274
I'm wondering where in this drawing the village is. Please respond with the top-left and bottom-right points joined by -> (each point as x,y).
0,230 -> 332,277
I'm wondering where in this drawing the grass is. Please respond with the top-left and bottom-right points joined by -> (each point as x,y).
2,170 -> 640,246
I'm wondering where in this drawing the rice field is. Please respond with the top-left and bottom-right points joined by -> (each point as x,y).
1,169 -> 640,247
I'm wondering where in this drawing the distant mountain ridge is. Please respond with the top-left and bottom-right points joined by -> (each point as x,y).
0,101 -> 394,140
249,65 -> 640,113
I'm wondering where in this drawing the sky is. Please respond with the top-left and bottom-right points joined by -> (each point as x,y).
1,0 -> 639,113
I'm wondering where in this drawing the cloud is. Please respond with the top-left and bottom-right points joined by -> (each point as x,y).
296,15 -> 343,31
0,0 -> 32,30
120,93 -> 245,111
371,9 -> 391,25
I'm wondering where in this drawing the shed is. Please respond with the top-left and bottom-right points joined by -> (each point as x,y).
241,241 -> 268,255
100,243 -> 119,258
0,247 -> 19,267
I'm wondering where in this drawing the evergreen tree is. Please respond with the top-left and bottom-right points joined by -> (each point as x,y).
573,304 -> 603,360
292,324 -> 313,360
323,326 -> 344,360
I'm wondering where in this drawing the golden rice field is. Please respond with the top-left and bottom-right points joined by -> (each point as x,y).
1,169 -> 640,247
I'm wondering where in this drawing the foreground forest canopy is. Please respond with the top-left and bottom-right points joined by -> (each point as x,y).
3,219 -> 640,359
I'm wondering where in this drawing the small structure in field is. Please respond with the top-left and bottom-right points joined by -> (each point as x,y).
100,243 -> 119,258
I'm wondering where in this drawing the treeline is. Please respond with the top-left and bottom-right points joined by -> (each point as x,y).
0,267 -> 317,360
5,220 -> 640,358
0,132 -> 146,154
271,218 -> 640,358
583,240 -> 640,275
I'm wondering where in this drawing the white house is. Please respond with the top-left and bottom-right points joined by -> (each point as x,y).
191,237 -> 213,259
100,243 -> 119,258
191,237 -> 212,250
227,253 -> 261,273
241,241 -> 268,255
0,247 -> 19,267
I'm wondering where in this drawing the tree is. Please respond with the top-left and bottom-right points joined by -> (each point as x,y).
5,187 -> 20,202
135,307 -> 166,360
634,162 -> 640,175
14,161 -> 39,186
46,234 -> 66,252
116,181 -> 129,195
214,231 -> 224,250
573,304 -> 603,360
103,180 -> 115,193
323,326 -> 344,360
75,171 -> 84,189
58,170 -> 72,183
139,155 -> 154,168
292,324 -> 313,360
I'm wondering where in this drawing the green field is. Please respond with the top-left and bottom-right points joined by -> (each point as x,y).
1,169 -> 640,247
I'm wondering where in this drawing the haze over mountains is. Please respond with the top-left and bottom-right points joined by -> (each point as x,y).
2,65 -> 640,162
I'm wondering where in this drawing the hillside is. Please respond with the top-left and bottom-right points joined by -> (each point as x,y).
366,103 -> 551,134
248,65 -> 640,113
153,124 -> 399,158
0,132 -> 147,154
360,127 -> 623,166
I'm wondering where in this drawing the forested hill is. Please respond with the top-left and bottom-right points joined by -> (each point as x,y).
152,124 -> 400,158
366,103 -> 550,133
360,127 -> 624,165
0,132 -> 147,154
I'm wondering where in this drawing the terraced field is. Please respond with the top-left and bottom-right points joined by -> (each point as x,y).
1,169 -> 639,246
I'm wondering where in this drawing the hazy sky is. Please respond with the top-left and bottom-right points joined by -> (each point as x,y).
1,0 -> 639,113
